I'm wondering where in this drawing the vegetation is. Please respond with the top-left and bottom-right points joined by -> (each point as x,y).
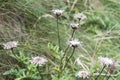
0,0 -> 120,80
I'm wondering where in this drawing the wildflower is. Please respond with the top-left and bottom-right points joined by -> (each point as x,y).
74,13 -> 86,20
52,9 -> 64,16
98,56 -> 113,66
68,39 -> 81,48
70,23 -> 80,29
76,70 -> 90,79
3,41 -> 18,49
30,56 -> 48,66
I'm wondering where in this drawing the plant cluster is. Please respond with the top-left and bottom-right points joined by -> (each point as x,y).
1,8 -> 118,80
0,0 -> 120,80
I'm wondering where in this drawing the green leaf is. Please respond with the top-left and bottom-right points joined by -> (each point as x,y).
3,69 -> 18,75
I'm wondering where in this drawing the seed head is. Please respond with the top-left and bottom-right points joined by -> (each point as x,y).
70,23 -> 80,30
98,56 -> 113,66
74,13 -> 86,20
52,9 -> 64,16
30,56 -> 48,66
3,41 -> 18,49
68,39 -> 82,48
76,70 -> 90,79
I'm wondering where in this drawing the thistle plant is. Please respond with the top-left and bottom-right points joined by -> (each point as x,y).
1,1 -> 120,80
95,57 -> 114,80
59,13 -> 84,71
4,10 -> 117,80
4,51 -> 48,80
52,9 -> 64,50
60,40 -> 81,70
61,13 -> 85,70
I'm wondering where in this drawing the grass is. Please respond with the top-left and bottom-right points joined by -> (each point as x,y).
0,0 -> 120,80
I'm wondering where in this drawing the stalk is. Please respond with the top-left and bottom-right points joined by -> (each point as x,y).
60,45 -> 69,69
95,65 -> 106,80
71,29 -> 76,39
11,48 -> 14,54
56,16 -> 61,50
63,47 -> 75,70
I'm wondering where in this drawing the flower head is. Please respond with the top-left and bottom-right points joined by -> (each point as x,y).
70,23 -> 80,29
3,41 -> 18,49
52,9 -> 64,16
76,70 -> 90,79
30,56 -> 48,66
98,56 -> 113,66
74,13 -> 86,20
68,39 -> 81,48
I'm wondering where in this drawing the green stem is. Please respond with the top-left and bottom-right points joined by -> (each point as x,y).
102,68 -> 109,80
71,29 -> 76,39
60,45 -> 69,69
64,45 -> 70,54
82,77 -> 84,80
63,47 -> 75,70
56,16 -> 60,50
11,48 -> 14,54
95,65 -> 106,80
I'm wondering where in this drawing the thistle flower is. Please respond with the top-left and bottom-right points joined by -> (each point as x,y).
98,56 -> 113,66
74,13 -> 86,20
68,39 -> 81,48
3,41 -> 18,49
76,70 -> 90,79
52,9 -> 64,16
70,23 -> 80,30
30,56 -> 48,66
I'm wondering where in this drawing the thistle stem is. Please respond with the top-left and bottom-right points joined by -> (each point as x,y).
11,48 -> 14,54
60,45 -> 69,69
64,45 -> 70,54
56,16 -> 61,50
62,46 -> 69,61
71,29 -> 76,39
102,68 -> 109,80
95,65 -> 106,80
63,47 -> 75,70
82,77 -> 84,80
